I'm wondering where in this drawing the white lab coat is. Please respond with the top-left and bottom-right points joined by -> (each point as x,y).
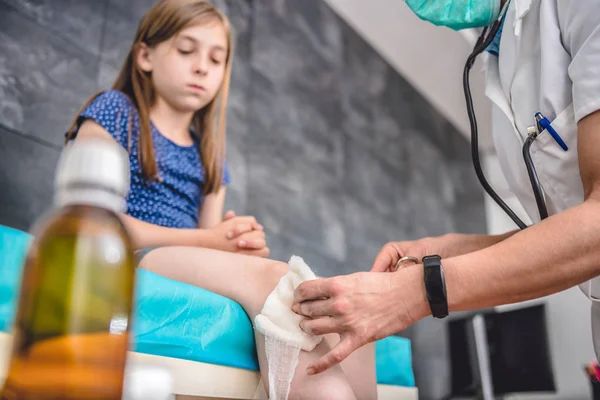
486,0 -> 600,355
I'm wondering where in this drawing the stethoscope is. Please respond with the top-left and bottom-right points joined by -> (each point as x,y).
463,1 -> 568,229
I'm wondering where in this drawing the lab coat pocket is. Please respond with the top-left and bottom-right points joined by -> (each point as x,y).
530,104 -> 583,214
531,105 -> 598,300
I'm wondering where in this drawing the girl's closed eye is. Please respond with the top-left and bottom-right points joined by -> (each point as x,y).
177,46 -> 195,55
176,36 -> 196,55
210,51 -> 225,65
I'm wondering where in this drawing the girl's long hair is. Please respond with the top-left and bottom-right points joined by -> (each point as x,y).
66,0 -> 233,194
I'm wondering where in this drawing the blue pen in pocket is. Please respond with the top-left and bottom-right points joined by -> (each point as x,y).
535,112 -> 569,151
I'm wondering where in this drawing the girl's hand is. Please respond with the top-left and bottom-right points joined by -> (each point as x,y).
235,229 -> 270,258
223,210 -> 237,221
208,213 -> 269,257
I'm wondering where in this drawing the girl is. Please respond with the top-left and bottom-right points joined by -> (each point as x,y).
67,1 -> 376,398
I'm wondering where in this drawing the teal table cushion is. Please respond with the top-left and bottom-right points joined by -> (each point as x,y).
376,335 -> 416,387
0,224 -> 415,387
133,268 -> 259,370
0,225 -> 31,333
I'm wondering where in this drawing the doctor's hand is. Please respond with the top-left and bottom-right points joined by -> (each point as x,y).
370,239 -> 433,273
292,267 -> 430,375
371,234 -> 484,273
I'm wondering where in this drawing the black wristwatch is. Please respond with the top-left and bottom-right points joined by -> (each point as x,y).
422,255 -> 448,319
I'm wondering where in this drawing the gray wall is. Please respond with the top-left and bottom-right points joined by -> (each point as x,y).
0,0 -> 486,398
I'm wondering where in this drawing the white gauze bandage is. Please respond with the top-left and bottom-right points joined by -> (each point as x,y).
254,256 -> 323,400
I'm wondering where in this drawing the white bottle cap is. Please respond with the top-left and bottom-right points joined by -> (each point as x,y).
122,362 -> 175,400
54,138 -> 131,213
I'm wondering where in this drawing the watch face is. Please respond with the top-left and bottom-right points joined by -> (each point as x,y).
424,265 -> 446,303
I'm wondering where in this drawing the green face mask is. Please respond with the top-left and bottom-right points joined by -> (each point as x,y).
405,0 -> 502,31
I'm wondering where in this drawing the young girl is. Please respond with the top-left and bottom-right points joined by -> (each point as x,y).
67,1 -> 376,398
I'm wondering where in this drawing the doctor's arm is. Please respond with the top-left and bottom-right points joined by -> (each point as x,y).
293,0 -> 600,375
443,0 -> 600,311
293,111 -> 600,375
440,110 -> 600,312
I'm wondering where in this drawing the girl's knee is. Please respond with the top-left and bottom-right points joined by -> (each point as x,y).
288,378 -> 357,400
267,260 -> 289,284
246,260 -> 289,315
256,260 -> 288,293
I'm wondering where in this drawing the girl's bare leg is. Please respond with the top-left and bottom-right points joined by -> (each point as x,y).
324,335 -> 377,400
139,247 -> 371,399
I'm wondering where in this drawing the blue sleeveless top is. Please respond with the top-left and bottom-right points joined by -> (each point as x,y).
77,90 -> 230,229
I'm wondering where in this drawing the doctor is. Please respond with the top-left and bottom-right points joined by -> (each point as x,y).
292,0 -> 600,376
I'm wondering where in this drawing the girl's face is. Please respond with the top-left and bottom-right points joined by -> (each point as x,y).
138,20 -> 228,113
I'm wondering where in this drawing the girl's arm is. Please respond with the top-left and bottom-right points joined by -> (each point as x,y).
73,120 -> 266,255
198,185 -> 270,255
120,214 -> 214,249
198,187 -> 227,229
195,149 -> 271,255
73,120 -> 213,248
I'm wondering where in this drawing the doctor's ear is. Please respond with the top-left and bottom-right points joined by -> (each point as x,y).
136,42 -> 154,73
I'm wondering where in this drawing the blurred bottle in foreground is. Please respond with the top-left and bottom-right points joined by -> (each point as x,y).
0,138 -> 136,400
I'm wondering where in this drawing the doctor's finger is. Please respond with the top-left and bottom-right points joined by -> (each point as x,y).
299,316 -> 341,336
370,246 -> 396,272
294,278 -> 335,302
293,298 -> 337,318
306,335 -> 359,376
